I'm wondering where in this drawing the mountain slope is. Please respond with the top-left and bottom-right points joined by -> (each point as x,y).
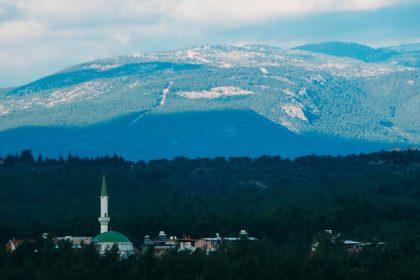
0,44 -> 418,158
0,110 -> 395,160
294,42 -> 396,62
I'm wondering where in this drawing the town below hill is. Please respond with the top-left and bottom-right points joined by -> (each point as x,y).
0,150 -> 419,279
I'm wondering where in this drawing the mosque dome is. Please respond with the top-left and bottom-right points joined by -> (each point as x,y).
93,231 -> 131,243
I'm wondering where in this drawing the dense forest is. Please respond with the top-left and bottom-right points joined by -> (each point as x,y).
0,150 -> 419,279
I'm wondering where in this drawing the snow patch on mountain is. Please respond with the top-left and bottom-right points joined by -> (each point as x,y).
44,81 -> 106,108
387,126 -> 419,143
260,67 -> 268,74
103,45 -> 408,79
272,76 -> 296,85
282,88 -> 295,97
282,103 -> 307,121
177,87 -> 253,99
0,103 -> 10,116
280,118 -> 300,133
309,75 -> 326,84
160,81 -> 173,106
298,87 -> 307,96
219,62 -> 232,68
0,81 -> 108,114
88,63 -> 121,71
128,80 -> 140,89
185,50 -> 212,64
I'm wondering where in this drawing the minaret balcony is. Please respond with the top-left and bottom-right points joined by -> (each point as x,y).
98,217 -> 110,224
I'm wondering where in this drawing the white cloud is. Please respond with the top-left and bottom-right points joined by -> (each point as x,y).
112,33 -> 131,46
0,0 -> 411,44
0,0 -> 417,86
3,0 -> 411,27
171,0 -> 405,25
0,20 -> 44,43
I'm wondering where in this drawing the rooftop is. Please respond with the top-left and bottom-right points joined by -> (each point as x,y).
93,231 -> 131,243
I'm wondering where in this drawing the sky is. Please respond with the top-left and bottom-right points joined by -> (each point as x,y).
0,0 -> 419,87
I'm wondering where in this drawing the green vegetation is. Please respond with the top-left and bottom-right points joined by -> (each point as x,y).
2,239 -> 420,280
0,150 -> 419,279
1,46 -> 418,144
294,42 -> 397,62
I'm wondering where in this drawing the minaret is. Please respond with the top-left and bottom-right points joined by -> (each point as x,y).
98,174 -> 110,233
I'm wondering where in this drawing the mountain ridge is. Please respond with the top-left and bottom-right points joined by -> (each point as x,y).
294,41 -> 396,62
0,42 -> 418,159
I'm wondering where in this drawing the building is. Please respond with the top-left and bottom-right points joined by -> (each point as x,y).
196,230 -> 257,252
92,175 -> 135,258
142,230 -> 257,255
53,236 -> 92,249
176,237 -> 196,252
311,230 -> 385,255
98,174 -> 110,234
343,240 -> 385,253
142,231 -> 177,255
142,231 -> 198,255
93,231 -> 134,258
5,238 -> 37,252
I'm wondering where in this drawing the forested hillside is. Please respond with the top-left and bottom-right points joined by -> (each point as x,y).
0,150 -> 419,279
1,44 -> 419,152
1,150 -> 419,244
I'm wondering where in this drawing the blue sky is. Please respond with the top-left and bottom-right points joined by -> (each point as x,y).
0,0 -> 419,87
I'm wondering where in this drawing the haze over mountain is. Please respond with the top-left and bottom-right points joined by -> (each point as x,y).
0,42 -> 419,159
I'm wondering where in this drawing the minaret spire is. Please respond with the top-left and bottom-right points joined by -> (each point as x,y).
98,174 -> 110,233
101,174 -> 108,196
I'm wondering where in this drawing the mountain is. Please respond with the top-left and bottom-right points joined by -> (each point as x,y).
0,44 -> 418,159
385,43 -> 420,53
295,41 -> 420,66
294,42 -> 396,62
0,110 -> 394,160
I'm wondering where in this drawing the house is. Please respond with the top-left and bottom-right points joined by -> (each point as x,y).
196,230 -> 257,252
53,236 -> 93,249
177,237 -> 197,252
195,237 -> 219,252
311,230 -> 385,255
142,231 -> 178,256
343,240 -> 385,253
142,229 -> 257,255
5,238 -> 37,252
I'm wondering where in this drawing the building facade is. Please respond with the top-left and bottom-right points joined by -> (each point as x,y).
92,175 -> 135,258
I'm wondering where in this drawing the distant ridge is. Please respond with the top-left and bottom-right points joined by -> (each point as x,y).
294,41 -> 396,62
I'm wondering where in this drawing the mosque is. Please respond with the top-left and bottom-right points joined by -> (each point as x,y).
5,175 -> 256,256
92,175 -> 135,258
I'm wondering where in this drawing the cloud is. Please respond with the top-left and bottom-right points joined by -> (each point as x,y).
0,0 -> 418,86
0,20 -> 45,44
4,0 -> 413,27
171,0 -> 408,26
0,0 -> 413,45
112,33 -> 131,46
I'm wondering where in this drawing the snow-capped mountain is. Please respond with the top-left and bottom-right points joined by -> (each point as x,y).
0,43 -> 418,159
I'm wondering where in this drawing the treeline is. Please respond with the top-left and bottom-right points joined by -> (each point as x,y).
0,149 -> 419,243
1,237 -> 419,280
0,150 -> 419,278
